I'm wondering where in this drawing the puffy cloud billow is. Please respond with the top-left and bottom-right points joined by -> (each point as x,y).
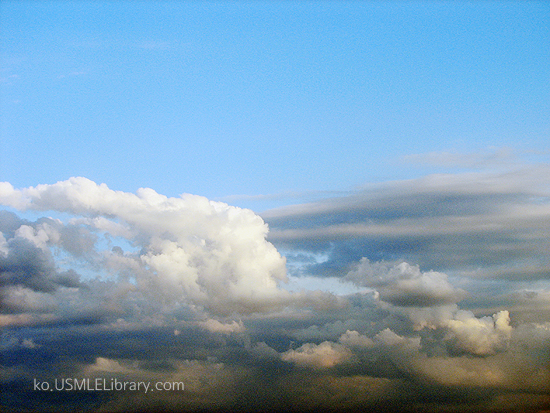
1,171 -> 550,413
345,258 -> 467,307
0,178 -> 290,321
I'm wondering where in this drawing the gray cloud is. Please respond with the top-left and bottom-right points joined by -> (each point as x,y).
345,259 -> 467,307
263,165 -> 550,279
0,219 -> 81,298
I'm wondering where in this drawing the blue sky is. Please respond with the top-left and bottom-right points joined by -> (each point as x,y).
2,1 -> 548,209
1,2 -> 550,412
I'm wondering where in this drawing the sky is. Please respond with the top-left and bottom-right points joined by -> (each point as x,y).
1,1 -> 550,412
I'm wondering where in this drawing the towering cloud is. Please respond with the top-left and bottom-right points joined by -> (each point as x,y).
1,178 -> 289,321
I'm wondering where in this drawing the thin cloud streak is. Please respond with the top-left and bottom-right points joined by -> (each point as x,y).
263,163 -> 550,276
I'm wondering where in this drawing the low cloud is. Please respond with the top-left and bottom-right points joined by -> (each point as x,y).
281,341 -> 352,368
443,310 -> 512,356
198,319 -> 246,335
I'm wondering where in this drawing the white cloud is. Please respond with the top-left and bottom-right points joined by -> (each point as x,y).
0,178 -> 289,318
281,341 -> 352,368
443,310 -> 512,356
86,357 -> 134,374
338,330 -> 374,349
0,182 -> 25,209
198,319 -> 245,335
374,328 -> 421,351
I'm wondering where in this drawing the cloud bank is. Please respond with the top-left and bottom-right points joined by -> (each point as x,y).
1,168 -> 549,412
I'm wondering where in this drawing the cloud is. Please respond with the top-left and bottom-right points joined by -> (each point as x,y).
338,330 -> 375,349
198,319 -> 246,335
1,170 -> 550,413
281,341 -> 352,368
0,178 -> 289,319
263,163 -> 550,302
443,310 -> 512,356
345,258 -> 466,307
374,328 -> 422,354
0,218 -> 81,296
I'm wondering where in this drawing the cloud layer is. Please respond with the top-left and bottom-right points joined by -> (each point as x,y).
1,170 -> 550,412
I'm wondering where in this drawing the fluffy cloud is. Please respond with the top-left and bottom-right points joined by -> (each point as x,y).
281,341 -> 352,368
443,310 -> 512,356
0,222 -> 79,294
338,329 -> 374,349
198,319 -> 246,335
0,178 -> 289,320
342,257 -> 514,356
345,258 -> 466,307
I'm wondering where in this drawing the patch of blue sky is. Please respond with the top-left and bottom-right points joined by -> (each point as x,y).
1,1 -> 548,208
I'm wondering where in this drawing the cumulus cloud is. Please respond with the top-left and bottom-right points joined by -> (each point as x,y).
345,258 -> 466,307
0,216 -> 83,325
0,178 -> 290,320
341,258 -> 514,356
198,319 -> 246,335
374,328 -> 422,354
338,329 -> 375,349
281,341 -> 352,368
443,310 -> 512,356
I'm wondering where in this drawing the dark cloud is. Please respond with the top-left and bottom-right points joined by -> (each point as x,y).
0,210 -> 28,237
1,237 -> 66,294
